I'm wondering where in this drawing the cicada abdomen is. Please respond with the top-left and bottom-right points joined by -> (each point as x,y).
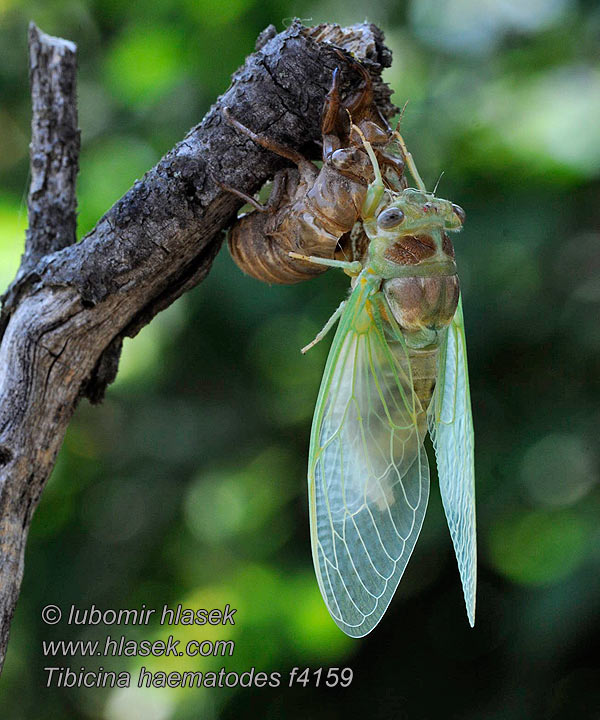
382,231 -> 460,412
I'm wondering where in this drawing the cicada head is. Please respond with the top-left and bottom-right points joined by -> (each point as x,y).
366,189 -> 465,240
329,146 -> 373,179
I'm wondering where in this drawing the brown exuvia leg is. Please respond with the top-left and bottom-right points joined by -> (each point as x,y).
215,169 -> 291,214
321,67 -> 342,136
340,56 -> 373,120
328,48 -> 374,122
214,178 -> 269,212
222,107 -> 311,169
321,51 -> 376,159
321,68 -> 343,159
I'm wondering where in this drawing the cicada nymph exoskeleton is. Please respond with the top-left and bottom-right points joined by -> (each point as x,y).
221,53 -> 407,284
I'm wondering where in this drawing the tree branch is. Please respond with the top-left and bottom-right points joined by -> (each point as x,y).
0,20 -> 395,673
20,23 -> 79,277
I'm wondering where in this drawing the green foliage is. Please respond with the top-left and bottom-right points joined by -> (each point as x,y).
105,26 -> 186,106
0,1 -> 599,718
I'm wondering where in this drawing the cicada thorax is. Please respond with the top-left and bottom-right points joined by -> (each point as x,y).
382,229 -> 460,412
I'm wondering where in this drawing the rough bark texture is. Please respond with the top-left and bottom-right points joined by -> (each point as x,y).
0,20 -> 395,674
20,23 -> 80,278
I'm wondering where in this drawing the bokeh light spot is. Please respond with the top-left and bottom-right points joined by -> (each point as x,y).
488,509 -> 590,585
104,26 -> 184,105
0,201 -> 26,293
521,433 -> 597,507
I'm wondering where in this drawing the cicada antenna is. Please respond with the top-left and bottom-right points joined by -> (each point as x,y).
395,100 -> 409,131
432,171 -> 445,195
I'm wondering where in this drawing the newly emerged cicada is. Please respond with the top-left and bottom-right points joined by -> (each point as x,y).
294,130 -> 476,636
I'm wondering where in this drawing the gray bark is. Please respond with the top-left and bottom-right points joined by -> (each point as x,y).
21,23 -> 79,276
0,20 -> 395,674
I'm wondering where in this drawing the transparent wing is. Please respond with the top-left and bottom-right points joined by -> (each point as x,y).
428,296 -> 477,626
308,290 -> 429,637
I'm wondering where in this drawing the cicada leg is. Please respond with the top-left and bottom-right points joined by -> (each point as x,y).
327,48 -> 374,122
215,180 -> 269,213
351,122 -> 385,219
321,66 -> 342,147
321,51 -> 376,160
222,107 -> 317,182
288,251 -> 362,276
300,299 -> 347,354
339,54 -> 374,119
216,169 -> 289,213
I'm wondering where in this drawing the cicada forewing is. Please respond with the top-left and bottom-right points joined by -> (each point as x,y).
427,296 -> 477,626
308,283 -> 430,637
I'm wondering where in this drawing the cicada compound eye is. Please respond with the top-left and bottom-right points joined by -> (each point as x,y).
377,207 -> 405,230
452,204 -> 466,225
330,147 -> 364,171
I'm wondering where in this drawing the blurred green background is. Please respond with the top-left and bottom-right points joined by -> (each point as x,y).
1,0 -> 599,718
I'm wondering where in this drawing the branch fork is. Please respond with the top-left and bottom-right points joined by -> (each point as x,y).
0,19 -> 395,673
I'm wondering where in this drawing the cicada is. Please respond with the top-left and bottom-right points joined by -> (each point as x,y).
293,129 -> 476,636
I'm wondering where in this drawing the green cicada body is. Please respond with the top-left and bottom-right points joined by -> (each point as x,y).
298,132 -> 476,637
